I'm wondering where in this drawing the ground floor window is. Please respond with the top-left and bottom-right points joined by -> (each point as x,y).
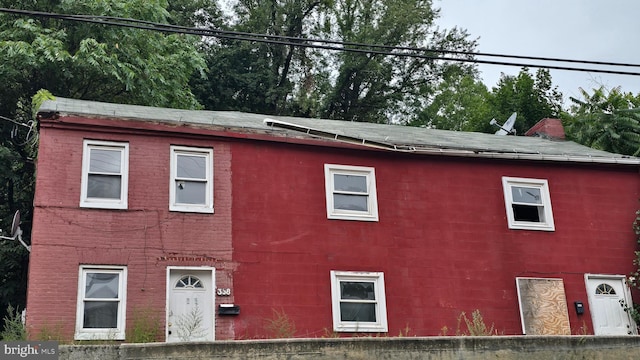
75,265 -> 127,340
330,270 -> 388,332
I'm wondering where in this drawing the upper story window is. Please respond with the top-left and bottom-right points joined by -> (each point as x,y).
502,176 -> 555,231
170,146 -> 213,213
324,164 -> 378,221
330,271 -> 388,332
75,265 -> 127,340
80,140 -> 129,209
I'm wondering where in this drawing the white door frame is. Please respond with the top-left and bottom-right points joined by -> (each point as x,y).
584,273 -> 636,335
166,266 -> 216,341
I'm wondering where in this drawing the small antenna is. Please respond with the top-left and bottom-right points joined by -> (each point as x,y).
490,112 -> 517,135
0,210 -> 30,252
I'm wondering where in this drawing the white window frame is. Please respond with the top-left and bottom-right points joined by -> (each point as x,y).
324,164 -> 378,221
170,146 -> 214,213
75,265 -> 127,340
330,271 -> 388,333
80,140 -> 129,209
502,176 -> 555,231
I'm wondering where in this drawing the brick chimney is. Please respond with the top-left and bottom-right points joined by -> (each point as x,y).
525,118 -> 565,140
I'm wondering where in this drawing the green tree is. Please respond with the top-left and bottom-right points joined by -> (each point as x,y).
194,0 -> 478,123
166,0 -> 224,28
314,0 -> 477,123
0,97 -> 38,335
412,67 -> 563,134
563,86 -> 640,156
0,0 -> 206,328
0,0 -> 206,111
193,0 -> 333,115
488,68 -> 563,135
412,70 -> 492,131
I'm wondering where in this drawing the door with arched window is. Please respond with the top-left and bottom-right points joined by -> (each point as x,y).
167,268 -> 215,342
585,274 -> 636,335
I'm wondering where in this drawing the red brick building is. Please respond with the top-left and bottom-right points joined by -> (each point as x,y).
27,97 -> 639,341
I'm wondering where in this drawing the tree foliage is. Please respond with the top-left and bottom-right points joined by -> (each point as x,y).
487,68 -> 563,134
563,86 -> 640,156
0,0 -> 206,112
413,67 -> 564,133
193,0 -> 478,123
412,70 -> 491,131
193,0 -> 333,115
320,0 -> 473,123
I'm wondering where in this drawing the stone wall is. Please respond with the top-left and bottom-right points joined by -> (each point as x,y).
59,336 -> 640,360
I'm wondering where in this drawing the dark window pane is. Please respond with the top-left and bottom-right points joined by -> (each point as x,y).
340,282 -> 375,300
89,149 -> 121,174
176,275 -> 203,289
85,273 -> 119,299
513,204 -> 542,222
87,175 -> 121,199
334,174 -> 367,193
177,155 -> 206,179
334,194 -> 368,211
175,181 -> 206,204
511,187 -> 542,204
83,301 -> 118,328
595,284 -> 616,295
340,302 -> 376,322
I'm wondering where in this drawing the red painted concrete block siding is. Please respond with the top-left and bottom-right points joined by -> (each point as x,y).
230,141 -> 639,337
28,125 -> 234,341
30,117 -> 640,341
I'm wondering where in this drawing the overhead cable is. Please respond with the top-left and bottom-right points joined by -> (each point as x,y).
1,7 -> 640,76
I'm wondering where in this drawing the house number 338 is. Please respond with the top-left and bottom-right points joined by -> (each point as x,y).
217,288 -> 231,296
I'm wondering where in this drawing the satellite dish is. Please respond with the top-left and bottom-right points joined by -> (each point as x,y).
0,210 -> 30,252
11,210 -> 21,238
490,112 -> 517,135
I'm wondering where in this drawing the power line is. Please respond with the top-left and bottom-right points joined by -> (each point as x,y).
2,7 -> 640,76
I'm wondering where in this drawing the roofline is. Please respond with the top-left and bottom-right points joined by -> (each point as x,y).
37,102 -> 640,167
263,119 -> 640,166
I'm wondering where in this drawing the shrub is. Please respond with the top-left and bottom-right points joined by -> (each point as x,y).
126,307 -> 162,343
1,305 -> 27,341
264,308 -> 296,338
455,309 -> 497,336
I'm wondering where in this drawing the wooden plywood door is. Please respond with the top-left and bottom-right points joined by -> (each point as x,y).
516,278 -> 570,335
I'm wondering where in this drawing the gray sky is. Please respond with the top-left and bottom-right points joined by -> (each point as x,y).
436,0 -> 640,103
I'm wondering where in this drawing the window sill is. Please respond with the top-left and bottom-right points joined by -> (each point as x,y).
328,212 -> 378,222
334,324 -> 388,333
74,331 -> 125,341
80,201 -> 128,210
508,222 -> 555,231
170,205 -> 214,214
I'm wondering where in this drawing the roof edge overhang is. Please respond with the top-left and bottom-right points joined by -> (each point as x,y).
37,110 -> 640,167
262,119 -> 640,166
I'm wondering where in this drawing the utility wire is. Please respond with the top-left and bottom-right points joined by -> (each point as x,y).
61,12 -> 640,69
2,7 -> 640,76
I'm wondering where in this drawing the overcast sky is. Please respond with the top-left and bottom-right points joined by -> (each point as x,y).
436,0 -> 640,103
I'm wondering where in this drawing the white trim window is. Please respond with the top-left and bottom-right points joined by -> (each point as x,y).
324,164 -> 378,221
330,271 -> 388,332
502,176 -> 555,231
170,146 -> 214,213
80,140 -> 129,209
75,266 -> 127,340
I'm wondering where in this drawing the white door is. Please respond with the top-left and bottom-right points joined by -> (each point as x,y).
586,275 -> 635,335
167,269 -> 215,342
